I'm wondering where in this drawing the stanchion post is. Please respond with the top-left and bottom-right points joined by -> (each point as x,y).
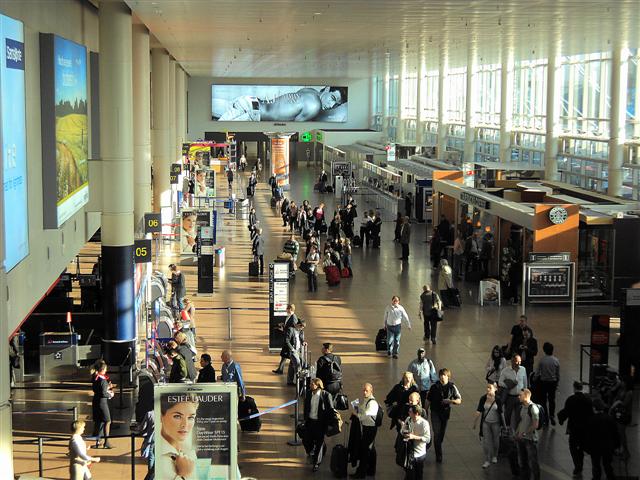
72,406 -> 78,421
131,434 -> 136,480
287,370 -> 302,446
227,306 -> 232,341
38,437 -> 44,477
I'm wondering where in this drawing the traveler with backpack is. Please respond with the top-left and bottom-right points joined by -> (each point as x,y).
425,368 -> 462,463
473,383 -> 505,469
399,405 -> 431,480
303,378 -> 334,472
515,388 -> 540,480
419,285 -> 442,344
316,343 -> 343,396
407,348 -> 438,406
350,382 -> 382,478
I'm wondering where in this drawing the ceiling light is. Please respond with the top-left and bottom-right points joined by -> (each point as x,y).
314,12 -> 322,15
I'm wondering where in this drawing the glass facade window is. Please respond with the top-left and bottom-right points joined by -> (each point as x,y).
626,50 -> 640,139
420,70 -> 439,120
513,59 -> 547,130
560,52 -> 611,136
404,119 -> 417,142
401,73 -> 418,119
557,137 -> 609,191
476,64 -> 501,126
388,75 -> 399,117
445,67 -> 466,123
422,121 -> 438,146
372,76 -> 384,115
475,127 -> 500,162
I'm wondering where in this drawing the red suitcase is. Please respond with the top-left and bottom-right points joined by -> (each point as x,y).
325,265 -> 341,286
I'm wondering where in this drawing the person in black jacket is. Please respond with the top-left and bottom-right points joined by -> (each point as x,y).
426,368 -> 462,463
558,381 -> 593,476
284,319 -> 305,386
196,354 -> 216,383
303,378 -> 335,472
587,399 -> 619,480
91,360 -> 113,449
253,228 -> 265,275
273,304 -> 299,375
316,343 -> 343,396
168,263 -> 186,311
384,372 -> 420,431
517,327 -> 538,377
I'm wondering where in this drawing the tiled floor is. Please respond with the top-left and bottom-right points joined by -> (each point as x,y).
11,162 -> 638,480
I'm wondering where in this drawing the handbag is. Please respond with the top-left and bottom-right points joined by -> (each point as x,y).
325,409 -> 343,437
299,261 -> 311,274
334,393 -> 349,411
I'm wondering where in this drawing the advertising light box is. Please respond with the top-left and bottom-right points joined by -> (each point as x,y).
1,14 -> 28,271
40,33 -> 89,228
212,84 -> 348,122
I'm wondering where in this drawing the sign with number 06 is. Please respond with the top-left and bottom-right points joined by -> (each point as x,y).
144,213 -> 161,234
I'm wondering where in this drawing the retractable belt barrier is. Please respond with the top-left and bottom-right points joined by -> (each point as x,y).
238,398 -> 297,421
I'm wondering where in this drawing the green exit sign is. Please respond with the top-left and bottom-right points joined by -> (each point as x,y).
315,131 -> 323,142
301,131 -> 312,142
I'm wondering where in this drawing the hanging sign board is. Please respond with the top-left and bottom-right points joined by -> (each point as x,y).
268,261 -> 290,351
144,213 -> 161,234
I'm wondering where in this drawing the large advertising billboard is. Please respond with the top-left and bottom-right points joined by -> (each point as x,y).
180,209 -> 213,255
154,383 -> 238,480
212,85 -> 348,122
40,34 -> 89,228
1,14 -> 28,271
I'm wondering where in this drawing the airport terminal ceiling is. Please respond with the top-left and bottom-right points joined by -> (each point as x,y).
127,0 -> 640,78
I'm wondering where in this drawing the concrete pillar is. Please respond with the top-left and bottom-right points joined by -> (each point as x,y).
132,23 -> 151,229
608,42 -> 628,196
437,42 -> 448,159
151,48 -> 171,213
464,39 -> 478,163
382,56 -> 390,138
544,31 -> 562,179
176,67 -> 186,159
0,267 -> 11,478
499,38 -> 514,163
99,0 -> 136,364
168,59 -> 177,162
397,61 -> 406,143
416,50 -> 425,145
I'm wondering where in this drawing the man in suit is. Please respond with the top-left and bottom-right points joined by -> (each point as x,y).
399,216 -> 411,260
253,228 -> 265,275
303,378 -> 335,472
285,319 -> 306,386
196,354 -> 216,383
587,399 -> 619,480
558,381 -> 594,476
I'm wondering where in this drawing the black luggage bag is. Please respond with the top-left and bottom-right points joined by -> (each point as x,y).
330,444 -> 348,477
238,396 -> 262,432
270,196 -> 277,208
352,235 -> 362,247
375,328 -> 388,351
249,260 -> 260,277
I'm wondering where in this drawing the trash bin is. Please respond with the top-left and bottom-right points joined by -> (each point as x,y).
235,198 -> 249,220
215,247 -> 225,267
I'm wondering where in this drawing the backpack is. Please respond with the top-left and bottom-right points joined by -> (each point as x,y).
321,355 -> 342,383
367,398 -> 384,427
528,402 -> 547,430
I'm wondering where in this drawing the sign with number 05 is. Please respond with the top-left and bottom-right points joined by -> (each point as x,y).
134,239 -> 152,263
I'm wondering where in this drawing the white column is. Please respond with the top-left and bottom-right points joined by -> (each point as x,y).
132,23 -> 151,227
464,39 -> 478,162
382,55 -> 390,138
0,269 -> 11,479
175,67 -> 186,159
437,42 -> 448,159
544,32 -> 562,179
151,48 -> 170,212
416,49 -> 425,145
168,59 -> 176,163
397,61 -> 406,143
499,39 -> 514,163
608,42 -> 628,196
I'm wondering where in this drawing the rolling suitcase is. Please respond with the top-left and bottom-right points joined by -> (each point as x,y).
352,235 -> 362,247
270,196 -> 277,208
249,259 -> 260,277
325,265 -> 341,286
238,396 -> 262,432
340,267 -> 350,278
330,420 -> 349,478
375,328 -> 388,351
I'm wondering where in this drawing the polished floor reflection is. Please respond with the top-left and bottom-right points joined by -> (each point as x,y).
11,162 -> 638,480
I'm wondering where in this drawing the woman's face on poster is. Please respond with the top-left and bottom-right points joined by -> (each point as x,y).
196,171 -> 205,183
162,401 -> 197,445
183,215 -> 196,232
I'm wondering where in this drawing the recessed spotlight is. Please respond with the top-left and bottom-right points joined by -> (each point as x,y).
314,12 -> 322,15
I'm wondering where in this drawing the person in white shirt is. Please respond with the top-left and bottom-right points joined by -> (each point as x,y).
498,354 -> 528,428
156,395 -> 198,480
383,296 -> 412,358
69,420 -> 100,480
401,405 -> 431,480
303,378 -> 334,472
351,382 -> 380,478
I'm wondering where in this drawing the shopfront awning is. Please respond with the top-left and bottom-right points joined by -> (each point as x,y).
434,180 -> 535,229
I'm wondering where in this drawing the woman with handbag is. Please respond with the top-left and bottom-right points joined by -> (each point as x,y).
272,304 -> 298,374
400,405 -> 431,480
473,383 -> 506,469
385,372 -> 420,431
303,378 -> 335,472
485,345 -> 507,384
419,285 -> 443,344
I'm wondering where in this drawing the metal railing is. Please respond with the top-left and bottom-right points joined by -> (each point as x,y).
12,406 -> 78,422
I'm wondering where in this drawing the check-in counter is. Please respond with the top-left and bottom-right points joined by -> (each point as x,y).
359,184 -> 403,221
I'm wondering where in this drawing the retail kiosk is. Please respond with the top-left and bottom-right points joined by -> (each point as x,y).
432,172 -> 640,303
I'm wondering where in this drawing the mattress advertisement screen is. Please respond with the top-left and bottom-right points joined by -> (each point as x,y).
40,33 -> 89,228
212,85 -> 348,122
1,14 -> 28,271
